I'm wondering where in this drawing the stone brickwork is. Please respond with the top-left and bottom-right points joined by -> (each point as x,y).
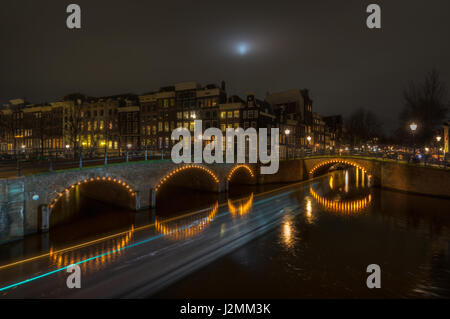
0,157 -> 449,244
0,178 -> 25,244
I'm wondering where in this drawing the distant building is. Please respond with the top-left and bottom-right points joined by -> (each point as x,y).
323,115 -> 344,149
0,99 -> 64,155
217,93 -> 276,156
1,82 -> 339,159
312,112 -> 326,151
138,81 -> 227,151
265,89 -> 313,157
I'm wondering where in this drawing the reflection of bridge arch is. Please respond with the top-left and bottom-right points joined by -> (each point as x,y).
154,164 -> 220,193
309,187 -> 371,215
309,159 -> 369,177
227,193 -> 254,218
227,164 -> 255,182
48,176 -> 137,210
154,202 -> 219,240
49,225 -> 135,270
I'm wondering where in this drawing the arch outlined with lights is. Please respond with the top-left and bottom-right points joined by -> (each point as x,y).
48,176 -> 137,210
309,159 -> 369,177
154,164 -> 220,193
227,164 -> 255,182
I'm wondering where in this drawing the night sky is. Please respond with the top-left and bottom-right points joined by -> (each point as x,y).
1,0 -> 449,132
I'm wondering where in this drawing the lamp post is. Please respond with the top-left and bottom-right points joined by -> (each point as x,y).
436,135 -> 442,165
17,145 -> 25,177
65,144 -> 70,160
284,129 -> 290,159
126,143 -> 132,163
101,141 -> 107,165
409,122 -> 417,161
48,144 -> 53,172
307,135 -> 312,156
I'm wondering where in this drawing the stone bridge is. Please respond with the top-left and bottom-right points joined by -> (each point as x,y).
1,156 -> 449,244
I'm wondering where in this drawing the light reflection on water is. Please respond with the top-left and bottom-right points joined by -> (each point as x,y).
48,226 -> 135,273
155,202 -> 219,241
227,193 -> 254,218
2,166 -> 449,298
155,168 -> 450,299
310,186 -> 372,215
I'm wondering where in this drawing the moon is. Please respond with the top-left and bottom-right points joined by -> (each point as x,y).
236,43 -> 249,55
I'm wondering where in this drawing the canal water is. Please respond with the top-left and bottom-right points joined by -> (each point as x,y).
154,168 -> 450,299
0,176 -> 284,263
0,167 -> 449,298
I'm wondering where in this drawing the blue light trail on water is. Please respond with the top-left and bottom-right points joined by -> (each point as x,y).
0,187 -> 301,292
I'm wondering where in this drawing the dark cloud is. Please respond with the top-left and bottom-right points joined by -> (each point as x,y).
1,0 -> 449,132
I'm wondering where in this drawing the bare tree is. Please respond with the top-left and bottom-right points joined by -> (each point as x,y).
399,69 -> 449,145
344,107 -> 382,147
63,93 -> 85,158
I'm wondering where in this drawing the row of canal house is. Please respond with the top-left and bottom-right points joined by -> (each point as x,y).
0,81 -> 343,158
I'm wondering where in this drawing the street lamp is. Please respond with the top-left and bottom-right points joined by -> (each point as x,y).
17,145 -> 26,177
100,141 -> 107,165
284,129 -> 290,159
409,122 -> 417,161
436,136 -> 442,164
306,135 -> 312,155
126,143 -> 132,162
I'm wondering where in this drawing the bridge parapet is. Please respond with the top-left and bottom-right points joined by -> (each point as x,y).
13,161 -> 259,237
1,157 -> 449,245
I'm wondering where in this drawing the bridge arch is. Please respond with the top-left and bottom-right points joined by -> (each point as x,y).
48,175 -> 137,210
308,159 -> 370,177
227,164 -> 255,184
154,164 -> 220,193
40,175 -> 138,232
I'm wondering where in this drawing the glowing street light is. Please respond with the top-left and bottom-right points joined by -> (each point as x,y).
284,129 -> 291,159
126,143 -> 132,163
436,136 -> 442,164
409,122 -> 417,160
